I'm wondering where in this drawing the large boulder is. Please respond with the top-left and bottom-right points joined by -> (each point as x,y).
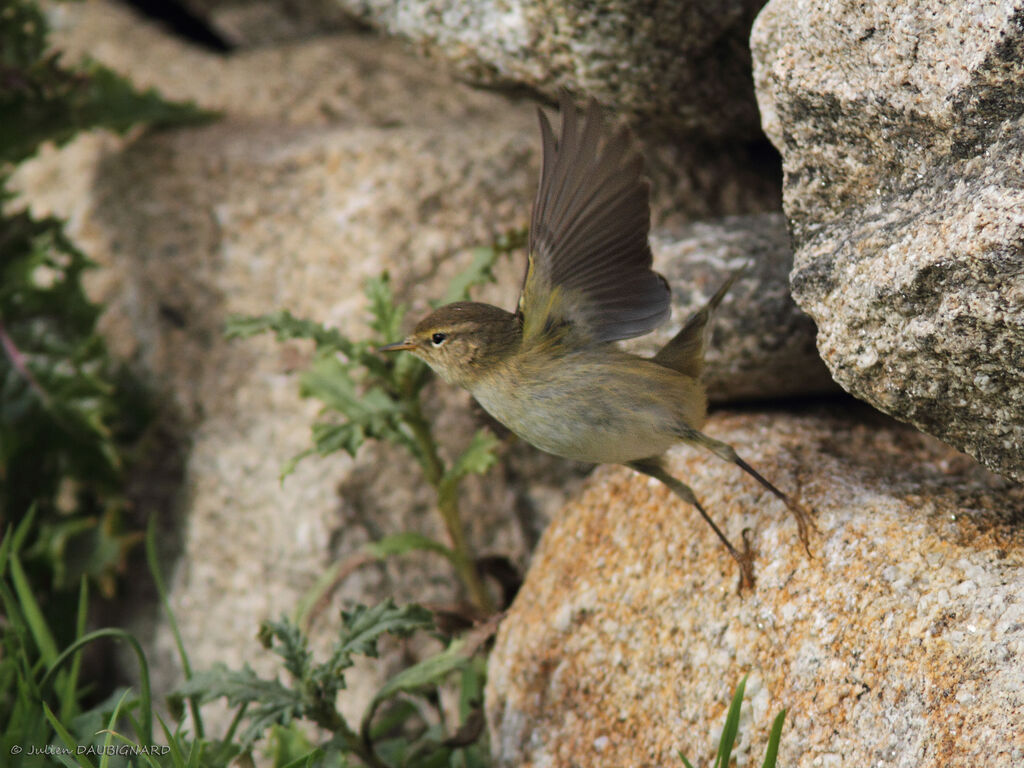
752,0 -> 1024,482
178,0 -> 771,139
486,407 -> 1024,767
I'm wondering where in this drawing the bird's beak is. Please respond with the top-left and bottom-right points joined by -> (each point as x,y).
377,340 -> 416,353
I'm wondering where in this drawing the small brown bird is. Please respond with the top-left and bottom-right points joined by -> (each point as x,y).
381,94 -> 812,589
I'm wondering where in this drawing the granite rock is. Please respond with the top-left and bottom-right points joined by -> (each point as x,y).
174,0 -> 769,139
178,0 -> 362,47
751,0 -> 1024,482
626,213 -> 838,402
485,407 -> 1024,768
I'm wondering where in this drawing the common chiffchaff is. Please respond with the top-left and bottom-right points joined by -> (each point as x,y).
381,94 -> 812,589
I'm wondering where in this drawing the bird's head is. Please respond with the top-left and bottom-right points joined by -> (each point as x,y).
379,302 -> 520,388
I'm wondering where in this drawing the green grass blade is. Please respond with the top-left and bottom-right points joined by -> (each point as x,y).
43,701 -> 96,768
105,728 -> 166,768
0,522 -> 16,577
154,711 -> 193,768
10,504 -> 39,556
40,628 -> 153,745
714,675 -> 748,768
8,549 -> 59,665
97,688 -> 133,768
678,753 -> 696,768
146,514 -> 204,738
59,577 -> 90,721
761,708 -> 786,768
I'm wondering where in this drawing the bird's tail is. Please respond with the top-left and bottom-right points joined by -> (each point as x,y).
651,268 -> 745,379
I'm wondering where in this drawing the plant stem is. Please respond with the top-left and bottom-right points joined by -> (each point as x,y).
309,696 -> 390,768
0,319 -> 51,408
403,402 -> 494,613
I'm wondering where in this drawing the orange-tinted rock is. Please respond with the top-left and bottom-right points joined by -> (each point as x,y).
486,407 -> 1024,767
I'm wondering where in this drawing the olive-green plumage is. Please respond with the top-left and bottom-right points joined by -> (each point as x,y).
381,94 -> 812,590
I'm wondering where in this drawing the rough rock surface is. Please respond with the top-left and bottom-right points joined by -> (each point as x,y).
179,0 -> 361,47
486,407 -> 1024,768
176,0 -> 768,139
627,213 -> 838,402
751,0 -> 1024,482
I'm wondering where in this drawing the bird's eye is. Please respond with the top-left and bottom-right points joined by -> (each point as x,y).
431,332 -> 448,346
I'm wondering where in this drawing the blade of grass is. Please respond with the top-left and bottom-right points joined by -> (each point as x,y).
8,549 -> 59,665
105,728 -> 166,768
761,709 -> 786,768
59,577 -> 90,721
146,514 -> 204,738
40,628 -> 153,745
97,688 -> 133,768
714,675 -> 748,768
0,523 -> 14,577
155,712 -> 189,768
10,504 -> 39,555
43,701 -> 97,768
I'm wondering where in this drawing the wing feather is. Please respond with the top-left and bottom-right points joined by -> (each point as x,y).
519,93 -> 669,345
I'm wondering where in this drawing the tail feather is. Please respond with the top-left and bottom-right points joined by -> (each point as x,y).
652,269 -> 744,378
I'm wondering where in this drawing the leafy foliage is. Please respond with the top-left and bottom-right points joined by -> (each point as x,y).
0,0 -> 209,168
1,515 -> 163,768
177,601 -> 488,766
0,0 -> 211,602
4,514 -> 495,768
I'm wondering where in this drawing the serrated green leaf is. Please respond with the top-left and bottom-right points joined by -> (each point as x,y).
300,356 -> 402,424
258,617 -> 312,680
365,273 -> 407,343
224,311 -> 352,355
440,431 -> 499,497
309,421 -> 365,459
334,601 -> 434,666
175,663 -> 304,748
280,446 -> 316,481
0,0 -> 210,167
176,663 -> 299,709
363,639 -> 468,735
452,430 -> 499,478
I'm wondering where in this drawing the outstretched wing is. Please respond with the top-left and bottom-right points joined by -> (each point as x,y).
517,93 -> 670,346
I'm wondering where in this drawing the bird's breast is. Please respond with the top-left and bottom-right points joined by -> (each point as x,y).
468,350 -> 702,464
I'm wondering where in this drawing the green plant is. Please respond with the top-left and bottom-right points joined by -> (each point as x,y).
178,603 -> 494,768
679,675 -> 786,768
0,0 -> 209,602
3,512 -> 495,768
226,234 -> 525,615
1,510 -> 163,768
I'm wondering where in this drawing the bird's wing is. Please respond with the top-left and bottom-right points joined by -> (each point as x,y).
516,93 -> 670,346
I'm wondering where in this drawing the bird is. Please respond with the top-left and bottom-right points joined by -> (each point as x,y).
380,93 -> 813,590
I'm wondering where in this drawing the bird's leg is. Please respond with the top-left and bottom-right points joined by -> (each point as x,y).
676,427 -> 816,556
628,459 -> 755,592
